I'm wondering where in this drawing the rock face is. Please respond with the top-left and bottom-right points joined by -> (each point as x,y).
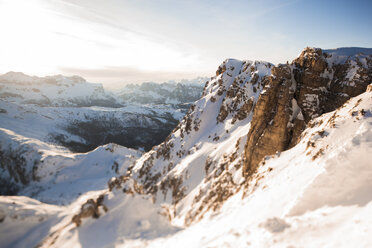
243,47 -> 372,176
243,65 -> 299,176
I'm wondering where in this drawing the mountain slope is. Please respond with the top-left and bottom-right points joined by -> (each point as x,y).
105,47 -> 371,225
144,88 -> 372,248
23,77 -> 372,248
0,47 -> 371,248
0,127 -> 142,204
0,100 -> 183,152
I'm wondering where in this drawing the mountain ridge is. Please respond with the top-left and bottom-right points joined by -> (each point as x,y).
0,46 -> 371,247
100,46 -> 371,226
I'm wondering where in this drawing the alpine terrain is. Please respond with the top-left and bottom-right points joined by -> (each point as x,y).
0,47 -> 371,248
0,73 -> 205,153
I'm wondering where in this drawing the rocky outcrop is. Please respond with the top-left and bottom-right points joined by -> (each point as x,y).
367,83 -> 372,92
243,47 -> 372,176
243,65 -> 304,176
72,195 -> 108,227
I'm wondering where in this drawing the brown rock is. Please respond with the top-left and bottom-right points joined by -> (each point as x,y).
367,83 -> 372,92
243,65 -> 294,176
71,195 -> 107,227
243,48 -> 371,177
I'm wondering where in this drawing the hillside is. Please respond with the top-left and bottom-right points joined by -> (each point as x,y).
0,100 -> 183,152
0,47 -> 371,248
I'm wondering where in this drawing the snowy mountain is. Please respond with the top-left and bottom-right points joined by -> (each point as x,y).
0,73 -> 205,153
0,47 -> 371,247
0,72 -> 122,107
116,77 -> 207,105
0,72 -> 206,108
0,100 -> 183,152
0,130 -> 142,204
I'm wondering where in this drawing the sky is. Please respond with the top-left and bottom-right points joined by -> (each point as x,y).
0,0 -> 371,88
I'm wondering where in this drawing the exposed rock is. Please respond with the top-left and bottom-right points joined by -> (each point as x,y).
216,64 -> 226,76
243,47 -> 371,176
243,65 -> 295,176
72,194 -> 108,227
293,47 -> 329,122
367,83 -> 372,92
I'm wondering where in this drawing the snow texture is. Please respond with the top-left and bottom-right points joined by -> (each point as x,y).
0,48 -> 371,247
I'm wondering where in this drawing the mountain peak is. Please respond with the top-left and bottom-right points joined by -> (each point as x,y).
0,71 -> 36,83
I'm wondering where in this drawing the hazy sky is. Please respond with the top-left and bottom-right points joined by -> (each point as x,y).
0,0 -> 371,88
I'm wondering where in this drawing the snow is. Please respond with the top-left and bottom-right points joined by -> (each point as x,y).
0,72 -> 119,107
0,53 -> 371,247
344,60 -> 359,85
96,89 -> 372,247
51,194 -> 180,248
0,126 -> 142,205
136,89 -> 372,248
0,100 -> 184,152
113,78 -> 207,105
0,196 -> 63,248
290,98 -> 302,121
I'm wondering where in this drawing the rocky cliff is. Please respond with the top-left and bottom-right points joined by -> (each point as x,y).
243,47 -> 371,176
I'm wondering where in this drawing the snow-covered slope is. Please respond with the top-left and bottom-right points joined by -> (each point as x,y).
0,47 -> 371,247
143,88 -> 372,247
4,79 -> 371,248
0,127 -> 142,204
0,100 -> 183,152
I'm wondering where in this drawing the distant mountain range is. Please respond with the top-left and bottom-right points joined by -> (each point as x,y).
115,77 -> 208,105
0,73 -> 208,152
0,72 -> 207,107
0,72 -> 121,107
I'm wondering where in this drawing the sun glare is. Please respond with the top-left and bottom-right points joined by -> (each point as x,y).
0,0 -> 58,74
0,0 -> 202,80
